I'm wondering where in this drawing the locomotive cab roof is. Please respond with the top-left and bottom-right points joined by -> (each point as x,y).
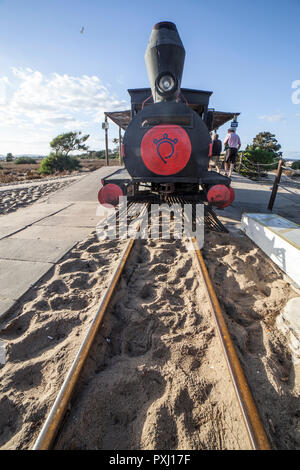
105,87 -> 240,132
128,87 -> 212,116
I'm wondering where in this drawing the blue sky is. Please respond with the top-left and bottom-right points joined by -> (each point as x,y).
0,0 -> 300,158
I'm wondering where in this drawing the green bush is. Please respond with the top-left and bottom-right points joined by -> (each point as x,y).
291,160 -> 300,170
86,150 -> 106,159
39,152 -> 81,174
15,157 -> 37,164
237,147 -> 278,178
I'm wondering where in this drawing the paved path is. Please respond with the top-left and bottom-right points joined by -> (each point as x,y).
0,167 -> 120,319
215,172 -> 300,228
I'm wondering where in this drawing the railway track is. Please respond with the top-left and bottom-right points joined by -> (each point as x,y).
32,203 -> 270,450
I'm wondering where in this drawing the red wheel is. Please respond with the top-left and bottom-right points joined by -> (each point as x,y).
207,184 -> 231,209
98,184 -> 123,208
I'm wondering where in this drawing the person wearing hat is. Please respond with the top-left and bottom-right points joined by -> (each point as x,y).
223,129 -> 241,177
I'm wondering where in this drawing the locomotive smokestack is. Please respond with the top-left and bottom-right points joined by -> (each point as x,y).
145,21 -> 185,102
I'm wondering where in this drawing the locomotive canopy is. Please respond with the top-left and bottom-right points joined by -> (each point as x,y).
99,21 -> 240,210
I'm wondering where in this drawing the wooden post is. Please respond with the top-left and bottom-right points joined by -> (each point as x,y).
267,159 -> 284,211
119,126 -> 122,166
237,152 -> 243,173
105,115 -> 109,166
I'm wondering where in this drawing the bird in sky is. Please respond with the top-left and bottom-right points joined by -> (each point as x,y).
80,26 -> 84,34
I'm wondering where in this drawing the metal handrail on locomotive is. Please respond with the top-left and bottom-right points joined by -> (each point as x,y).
98,21 -> 239,209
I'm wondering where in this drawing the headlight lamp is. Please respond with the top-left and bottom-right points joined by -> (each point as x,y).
156,72 -> 177,96
159,75 -> 175,92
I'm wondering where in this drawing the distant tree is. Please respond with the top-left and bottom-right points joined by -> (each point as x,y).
109,138 -> 120,159
50,131 -> 90,156
79,150 -> 107,159
6,153 -> 13,162
97,150 -> 106,159
251,131 -> 282,157
86,150 -> 106,159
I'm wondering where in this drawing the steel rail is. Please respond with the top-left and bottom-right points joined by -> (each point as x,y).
192,237 -> 271,450
33,200 -> 270,450
33,205 -> 148,450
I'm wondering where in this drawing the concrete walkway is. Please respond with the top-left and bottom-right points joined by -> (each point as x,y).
0,167 -> 120,319
215,172 -> 300,227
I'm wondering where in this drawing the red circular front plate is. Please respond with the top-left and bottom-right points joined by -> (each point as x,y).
141,124 -> 191,175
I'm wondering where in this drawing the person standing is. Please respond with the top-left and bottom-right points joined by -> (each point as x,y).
209,134 -> 222,173
224,129 -> 241,177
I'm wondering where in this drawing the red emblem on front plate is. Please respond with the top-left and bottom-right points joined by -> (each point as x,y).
153,133 -> 178,164
141,124 -> 191,175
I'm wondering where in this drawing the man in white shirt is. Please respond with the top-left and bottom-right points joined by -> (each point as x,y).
223,129 -> 241,178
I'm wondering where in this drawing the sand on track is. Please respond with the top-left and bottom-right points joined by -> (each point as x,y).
54,238 -> 250,450
0,228 -> 299,450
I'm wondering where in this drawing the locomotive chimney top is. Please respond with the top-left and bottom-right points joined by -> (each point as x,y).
153,21 -> 177,31
145,21 -> 185,102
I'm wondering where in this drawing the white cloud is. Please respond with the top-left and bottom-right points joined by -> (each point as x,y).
258,113 -> 285,122
0,68 -> 128,129
0,76 -> 11,105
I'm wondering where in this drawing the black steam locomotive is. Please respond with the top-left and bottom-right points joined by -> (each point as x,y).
99,22 -> 238,209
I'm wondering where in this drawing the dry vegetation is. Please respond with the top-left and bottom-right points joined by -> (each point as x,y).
0,159 -> 120,184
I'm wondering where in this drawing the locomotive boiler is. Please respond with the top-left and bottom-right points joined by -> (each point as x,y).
99,21 -> 238,210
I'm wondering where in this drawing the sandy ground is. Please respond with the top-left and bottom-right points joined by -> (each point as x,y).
203,231 -> 300,449
0,226 -> 299,449
0,233 -> 127,449
54,238 -> 250,450
0,180 -> 72,215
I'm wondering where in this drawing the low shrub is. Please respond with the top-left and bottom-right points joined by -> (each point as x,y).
39,152 -> 81,174
236,147 -> 278,178
15,157 -> 37,164
291,160 -> 300,170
